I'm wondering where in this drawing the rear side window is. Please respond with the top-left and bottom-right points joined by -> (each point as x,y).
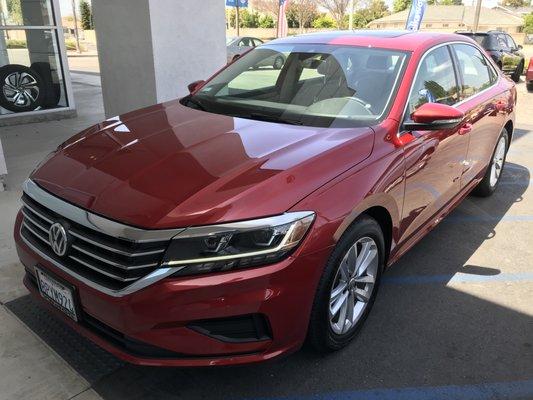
407,46 -> 459,113
453,44 -> 495,99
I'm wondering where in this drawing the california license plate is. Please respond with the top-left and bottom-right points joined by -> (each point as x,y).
35,267 -> 79,321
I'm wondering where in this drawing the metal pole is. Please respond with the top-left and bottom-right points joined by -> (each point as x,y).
236,3 -> 240,36
71,0 -> 81,53
473,0 -> 482,33
348,0 -> 354,30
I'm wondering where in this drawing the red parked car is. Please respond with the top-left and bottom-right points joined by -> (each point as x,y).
15,31 -> 516,367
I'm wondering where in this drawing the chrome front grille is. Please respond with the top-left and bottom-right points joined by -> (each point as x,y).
20,193 -> 170,291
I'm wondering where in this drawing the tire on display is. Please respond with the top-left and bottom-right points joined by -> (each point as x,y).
308,215 -> 385,352
471,128 -> 509,197
0,64 -> 45,113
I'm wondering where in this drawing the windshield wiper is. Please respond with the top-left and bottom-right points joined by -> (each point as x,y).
236,113 -> 303,126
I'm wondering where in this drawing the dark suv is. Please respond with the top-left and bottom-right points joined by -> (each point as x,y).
457,31 -> 524,82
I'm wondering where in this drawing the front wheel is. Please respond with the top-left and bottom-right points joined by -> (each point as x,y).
308,216 -> 384,352
472,128 -> 509,197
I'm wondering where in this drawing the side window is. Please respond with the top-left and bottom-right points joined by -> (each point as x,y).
496,34 -> 510,50
453,44 -> 494,99
253,39 -> 263,47
238,38 -> 250,47
505,34 -> 517,50
407,46 -> 459,113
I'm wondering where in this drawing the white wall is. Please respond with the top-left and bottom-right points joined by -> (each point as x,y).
92,0 -> 226,117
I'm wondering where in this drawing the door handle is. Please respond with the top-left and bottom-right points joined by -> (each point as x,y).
459,123 -> 472,135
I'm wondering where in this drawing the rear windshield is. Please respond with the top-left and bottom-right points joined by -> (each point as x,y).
458,33 -> 493,49
183,44 -> 409,128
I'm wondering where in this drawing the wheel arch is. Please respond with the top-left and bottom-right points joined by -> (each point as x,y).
504,119 -> 514,145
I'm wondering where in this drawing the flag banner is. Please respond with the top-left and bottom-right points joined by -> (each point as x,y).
405,0 -> 427,31
226,0 -> 248,7
278,0 -> 289,37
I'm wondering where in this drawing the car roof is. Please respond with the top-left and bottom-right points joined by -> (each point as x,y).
268,30 -> 472,52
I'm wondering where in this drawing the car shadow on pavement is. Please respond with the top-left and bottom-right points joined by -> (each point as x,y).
6,162 -> 533,400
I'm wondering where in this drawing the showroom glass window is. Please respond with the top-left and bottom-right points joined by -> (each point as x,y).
0,0 -> 69,116
407,46 -> 460,114
453,44 -> 496,100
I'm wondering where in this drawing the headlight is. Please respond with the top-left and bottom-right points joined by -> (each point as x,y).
162,212 -> 315,276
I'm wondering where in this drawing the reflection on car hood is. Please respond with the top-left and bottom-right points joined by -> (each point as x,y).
31,100 -> 375,229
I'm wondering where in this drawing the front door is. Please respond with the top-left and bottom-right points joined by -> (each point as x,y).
400,45 -> 469,241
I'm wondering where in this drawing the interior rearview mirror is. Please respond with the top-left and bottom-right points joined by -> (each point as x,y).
403,102 -> 464,131
187,80 -> 205,94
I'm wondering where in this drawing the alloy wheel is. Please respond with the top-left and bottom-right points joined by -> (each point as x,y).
329,237 -> 379,335
2,71 -> 40,108
490,136 -> 506,187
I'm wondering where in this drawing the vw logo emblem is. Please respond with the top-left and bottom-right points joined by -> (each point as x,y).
49,223 -> 69,257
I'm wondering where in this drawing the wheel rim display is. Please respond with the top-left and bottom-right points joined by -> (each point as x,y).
329,237 -> 378,335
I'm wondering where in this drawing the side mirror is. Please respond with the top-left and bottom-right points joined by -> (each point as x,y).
187,80 -> 205,94
403,102 -> 464,131
517,44 -> 523,50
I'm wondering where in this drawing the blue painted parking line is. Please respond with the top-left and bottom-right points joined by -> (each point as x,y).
253,380 -> 533,400
383,272 -> 533,285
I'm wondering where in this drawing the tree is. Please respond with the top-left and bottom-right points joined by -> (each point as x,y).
393,0 -> 410,12
312,14 -> 336,28
259,14 -> 275,28
524,12 -> 533,34
318,0 -> 351,28
240,9 -> 260,27
5,0 -> 22,25
252,0 -> 280,21
287,0 -> 318,32
345,0 -> 388,27
502,0 -> 526,7
79,0 -> 93,30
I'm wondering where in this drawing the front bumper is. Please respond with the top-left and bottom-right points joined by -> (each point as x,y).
15,212 -> 331,367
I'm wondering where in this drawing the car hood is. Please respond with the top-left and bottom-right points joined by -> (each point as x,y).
31,100 -> 374,229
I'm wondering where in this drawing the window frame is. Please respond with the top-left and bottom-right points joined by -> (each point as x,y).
401,43 -> 461,130
450,42 -> 499,103
400,41 -> 500,134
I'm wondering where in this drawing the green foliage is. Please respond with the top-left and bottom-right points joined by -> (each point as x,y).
312,14 -> 336,28
240,9 -> 261,28
393,0 -> 410,12
345,0 -> 389,28
524,13 -> 533,34
502,0 -> 527,7
6,0 -> 22,24
79,0 -> 93,30
6,39 -> 26,49
259,14 -> 275,28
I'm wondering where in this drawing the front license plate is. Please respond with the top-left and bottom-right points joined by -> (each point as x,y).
35,267 -> 79,321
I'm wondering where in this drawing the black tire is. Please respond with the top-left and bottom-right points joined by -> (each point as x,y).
30,62 -> 61,108
511,60 -> 523,83
273,56 -> 284,70
307,215 -> 385,353
527,82 -> 533,92
471,128 -> 509,197
0,64 -> 45,112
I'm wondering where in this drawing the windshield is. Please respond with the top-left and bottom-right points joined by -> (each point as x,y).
226,37 -> 236,45
183,44 -> 408,128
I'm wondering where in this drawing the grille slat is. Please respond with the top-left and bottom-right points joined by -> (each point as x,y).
20,194 -> 170,291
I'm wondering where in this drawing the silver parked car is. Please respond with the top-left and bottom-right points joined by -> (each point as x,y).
226,36 -> 285,69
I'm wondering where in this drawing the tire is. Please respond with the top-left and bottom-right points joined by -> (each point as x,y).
308,216 -> 385,353
511,60 -> 523,83
471,128 -> 509,197
273,56 -> 284,70
30,62 -> 60,108
0,64 -> 45,112
527,82 -> 533,92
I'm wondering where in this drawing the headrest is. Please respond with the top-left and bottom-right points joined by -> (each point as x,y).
366,55 -> 390,70
317,57 -> 341,76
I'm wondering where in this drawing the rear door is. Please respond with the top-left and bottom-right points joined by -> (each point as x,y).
450,43 -> 506,187
400,45 -> 469,241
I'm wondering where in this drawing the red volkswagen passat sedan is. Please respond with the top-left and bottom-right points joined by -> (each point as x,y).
14,31 -> 515,367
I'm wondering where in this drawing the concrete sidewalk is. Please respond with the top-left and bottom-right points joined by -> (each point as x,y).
0,76 -> 532,400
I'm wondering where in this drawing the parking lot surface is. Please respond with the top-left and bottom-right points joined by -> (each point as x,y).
0,76 -> 532,400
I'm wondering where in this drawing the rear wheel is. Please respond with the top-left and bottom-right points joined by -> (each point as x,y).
472,128 -> 509,197
511,60 -> 523,83
308,216 -> 384,352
